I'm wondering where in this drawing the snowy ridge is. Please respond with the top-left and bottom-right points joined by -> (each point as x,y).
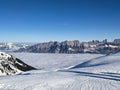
0,53 -> 120,90
0,52 -> 35,75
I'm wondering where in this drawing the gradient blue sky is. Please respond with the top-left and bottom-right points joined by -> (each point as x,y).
0,0 -> 120,42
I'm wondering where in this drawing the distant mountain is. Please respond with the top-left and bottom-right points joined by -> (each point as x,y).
0,52 -> 36,75
17,39 -> 120,54
18,40 -> 84,53
0,42 -> 31,52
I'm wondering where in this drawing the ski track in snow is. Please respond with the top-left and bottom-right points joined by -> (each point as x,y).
0,53 -> 120,90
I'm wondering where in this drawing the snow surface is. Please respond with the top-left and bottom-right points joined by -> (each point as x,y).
0,53 -> 120,90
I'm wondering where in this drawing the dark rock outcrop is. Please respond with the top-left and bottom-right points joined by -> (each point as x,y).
0,52 -> 36,75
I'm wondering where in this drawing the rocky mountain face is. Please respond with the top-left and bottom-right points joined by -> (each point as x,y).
22,41 -> 84,53
18,40 -> 120,54
0,52 -> 35,75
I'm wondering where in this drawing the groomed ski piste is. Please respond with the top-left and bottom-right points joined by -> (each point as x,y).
0,52 -> 120,90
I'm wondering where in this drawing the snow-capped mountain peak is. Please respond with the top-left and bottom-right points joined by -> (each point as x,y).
0,52 -> 35,75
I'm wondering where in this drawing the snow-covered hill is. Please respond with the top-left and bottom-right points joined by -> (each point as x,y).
0,53 -> 120,90
0,52 -> 35,75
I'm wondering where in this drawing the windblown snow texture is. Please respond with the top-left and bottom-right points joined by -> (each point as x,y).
0,53 -> 120,90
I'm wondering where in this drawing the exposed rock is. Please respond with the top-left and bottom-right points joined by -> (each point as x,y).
0,52 -> 36,75
17,40 -> 120,54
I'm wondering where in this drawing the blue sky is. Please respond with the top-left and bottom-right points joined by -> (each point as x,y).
0,0 -> 120,42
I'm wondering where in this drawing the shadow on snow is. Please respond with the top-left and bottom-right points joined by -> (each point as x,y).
61,70 -> 120,81
69,55 -> 112,69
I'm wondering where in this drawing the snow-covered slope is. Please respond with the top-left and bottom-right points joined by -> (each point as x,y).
0,52 -> 35,75
0,53 -> 120,90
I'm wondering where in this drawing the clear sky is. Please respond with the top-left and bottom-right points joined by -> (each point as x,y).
0,0 -> 120,42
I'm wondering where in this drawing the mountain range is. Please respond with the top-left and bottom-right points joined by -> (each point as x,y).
17,39 -> 120,54
0,42 -> 35,52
